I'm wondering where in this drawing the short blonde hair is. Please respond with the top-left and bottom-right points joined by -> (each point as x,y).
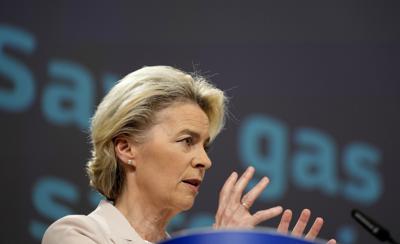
87,66 -> 227,200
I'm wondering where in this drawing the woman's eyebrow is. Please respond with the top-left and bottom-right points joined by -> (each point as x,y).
177,129 -> 210,143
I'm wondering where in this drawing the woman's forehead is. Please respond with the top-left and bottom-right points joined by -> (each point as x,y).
154,103 -> 210,134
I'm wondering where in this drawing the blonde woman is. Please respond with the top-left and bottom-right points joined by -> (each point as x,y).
42,66 -> 336,244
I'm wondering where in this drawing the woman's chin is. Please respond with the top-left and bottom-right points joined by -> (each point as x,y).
176,197 -> 195,211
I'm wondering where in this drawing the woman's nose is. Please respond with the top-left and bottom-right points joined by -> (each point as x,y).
192,147 -> 212,169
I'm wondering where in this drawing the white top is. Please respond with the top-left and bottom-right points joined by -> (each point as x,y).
42,200 -> 159,244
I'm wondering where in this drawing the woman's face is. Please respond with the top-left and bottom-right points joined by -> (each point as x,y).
133,102 -> 212,211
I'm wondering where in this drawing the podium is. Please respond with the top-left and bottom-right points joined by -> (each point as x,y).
160,229 -> 321,244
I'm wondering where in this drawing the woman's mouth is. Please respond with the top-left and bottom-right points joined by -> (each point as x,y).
182,179 -> 202,192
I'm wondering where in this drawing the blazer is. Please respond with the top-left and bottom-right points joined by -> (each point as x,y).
42,200 -> 153,244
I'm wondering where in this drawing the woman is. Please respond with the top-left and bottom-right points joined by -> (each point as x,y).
42,66 -> 336,244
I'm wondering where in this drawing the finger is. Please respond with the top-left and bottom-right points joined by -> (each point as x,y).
231,167 -> 255,203
218,172 -> 238,205
241,176 -> 269,209
305,217 -> 323,240
215,172 -> 238,225
277,209 -> 292,234
292,209 -> 311,237
251,206 -> 283,226
327,239 -> 337,244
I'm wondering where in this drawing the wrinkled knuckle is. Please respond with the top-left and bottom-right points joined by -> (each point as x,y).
310,228 -> 319,236
241,195 -> 249,202
232,187 -> 240,195
243,173 -> 252,180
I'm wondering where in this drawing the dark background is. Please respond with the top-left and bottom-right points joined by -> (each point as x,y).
1,1 -> 399,243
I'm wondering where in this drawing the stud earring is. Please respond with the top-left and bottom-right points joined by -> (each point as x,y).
127,159 -> 132,165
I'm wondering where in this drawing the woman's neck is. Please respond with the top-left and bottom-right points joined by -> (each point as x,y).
114,185 -> 176,243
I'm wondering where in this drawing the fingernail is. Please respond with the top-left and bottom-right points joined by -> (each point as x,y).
284,209 -> 292,214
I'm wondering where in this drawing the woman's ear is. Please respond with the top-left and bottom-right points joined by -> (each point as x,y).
114,136 -> 137,167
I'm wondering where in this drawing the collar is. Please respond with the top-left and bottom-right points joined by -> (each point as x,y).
89,200 -> 152,243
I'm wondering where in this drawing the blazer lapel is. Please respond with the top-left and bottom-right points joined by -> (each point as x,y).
89,200 -> 151,244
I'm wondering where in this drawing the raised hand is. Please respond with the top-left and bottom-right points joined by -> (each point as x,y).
213,166 -> 283,228
277,209 -> 336,244
213,166 -> 337,244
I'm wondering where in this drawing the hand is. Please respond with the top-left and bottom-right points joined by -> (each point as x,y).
277,209 -> 337,244
213,166 -> 283,228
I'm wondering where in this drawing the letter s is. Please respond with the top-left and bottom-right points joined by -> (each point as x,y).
343,143 -> 382,205
30,177 -> 78,240
0,24 -> 35,111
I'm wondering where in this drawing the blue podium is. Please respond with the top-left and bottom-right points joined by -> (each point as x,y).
160,229 -> 320,244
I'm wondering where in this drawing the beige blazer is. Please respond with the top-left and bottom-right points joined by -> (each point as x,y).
42,200 -> 153,244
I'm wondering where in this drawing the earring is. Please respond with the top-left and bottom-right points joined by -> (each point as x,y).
127,159 -> 132,165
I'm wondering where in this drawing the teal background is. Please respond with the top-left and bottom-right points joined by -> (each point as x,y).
1,1 -> 399,243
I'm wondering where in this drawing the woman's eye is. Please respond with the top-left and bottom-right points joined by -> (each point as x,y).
181,137 -> 193,145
